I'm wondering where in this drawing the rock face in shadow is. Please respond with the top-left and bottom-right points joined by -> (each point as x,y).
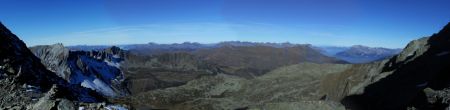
0,22 -> 104,109
341,22 -> 450,110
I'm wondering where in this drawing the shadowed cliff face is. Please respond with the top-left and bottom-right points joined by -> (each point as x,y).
342,22 -> 450,110
0,22 -> 58,88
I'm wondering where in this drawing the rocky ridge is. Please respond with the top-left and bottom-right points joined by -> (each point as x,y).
30,44 -> 129,97
0,22 -> 128,109
340,22 -> 450,110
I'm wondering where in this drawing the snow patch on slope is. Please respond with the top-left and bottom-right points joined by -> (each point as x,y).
104,60 -> 121,68
106,105 -> 128,110
81,78 -> 116,97
68,54 -> 124,97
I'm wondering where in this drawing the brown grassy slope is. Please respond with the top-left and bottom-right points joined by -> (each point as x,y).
193,45 -> 347,78
114,61 -> 389,110
126,63 -> 352,110
121,44 -> 347,95
122,52 -> 223,94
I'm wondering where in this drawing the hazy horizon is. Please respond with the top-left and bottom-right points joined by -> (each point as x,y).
1,0 -> 449,48
54,40 -> 401,50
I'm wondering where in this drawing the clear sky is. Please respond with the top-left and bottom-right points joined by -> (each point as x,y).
0,0 -> 449,48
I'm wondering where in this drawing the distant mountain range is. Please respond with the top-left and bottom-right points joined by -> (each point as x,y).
317,45 -> 402,63
68,41 -> 401,64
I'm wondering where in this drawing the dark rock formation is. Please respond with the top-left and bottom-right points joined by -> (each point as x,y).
341,22 -> 450,110
0,22 -> 105,109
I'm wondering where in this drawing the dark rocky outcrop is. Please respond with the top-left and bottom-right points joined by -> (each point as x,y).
0,22 -> 106,109
341,22 -> 450,110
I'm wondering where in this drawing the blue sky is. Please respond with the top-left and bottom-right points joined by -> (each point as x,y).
0,0 -> 449,48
